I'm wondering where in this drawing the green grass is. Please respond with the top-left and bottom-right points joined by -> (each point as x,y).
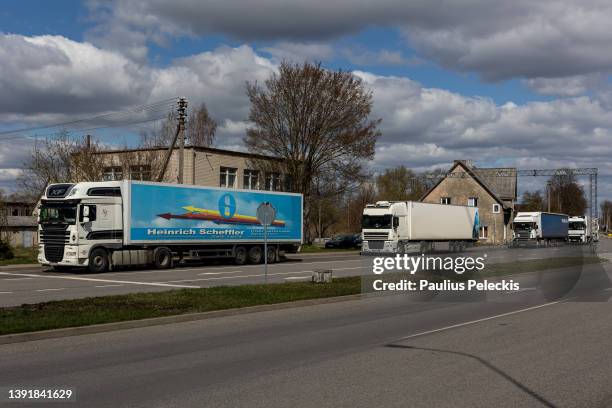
0,247 -> 38,266
0,256 -> 606,336
299,244 -> 359,253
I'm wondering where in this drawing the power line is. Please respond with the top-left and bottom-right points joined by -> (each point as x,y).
0,97 -> 179,138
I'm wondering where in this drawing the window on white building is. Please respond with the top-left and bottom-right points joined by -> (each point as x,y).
265,172 -> 282,191
492,204 -> 501,213
129,165 -> 150,181
468,197 -> 478,207
220,167 -> 237,188
440,197 -> 451,205
243,170 -> 259,189
103,166 -> 123,181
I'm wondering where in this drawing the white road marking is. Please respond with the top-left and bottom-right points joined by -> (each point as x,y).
198,270 -> 243,276
35,288 -> 65,292
505,287 -> 537,294
0,291 -> 13,294
398,301 -> 562,340
284,276 -> 311,280
3,277 -> 33,281
94,284 -> 124,288
0,272 -> 199,289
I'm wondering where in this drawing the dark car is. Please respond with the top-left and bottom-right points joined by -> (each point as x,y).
325,234 -> 362,249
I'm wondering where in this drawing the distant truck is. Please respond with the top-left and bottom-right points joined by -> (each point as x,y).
512,212 -> 568,246
37,181 -> 303,272
361,201 -> 479,254
568,216 -> 590,243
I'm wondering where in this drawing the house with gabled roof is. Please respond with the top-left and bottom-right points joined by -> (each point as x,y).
421,160 -> 517,244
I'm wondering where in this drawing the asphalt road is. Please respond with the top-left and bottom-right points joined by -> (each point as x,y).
0,243 -> 609,306
1,270 -> 612,407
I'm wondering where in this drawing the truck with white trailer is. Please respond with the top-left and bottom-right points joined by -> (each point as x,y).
37,181 -> 303,272
361,201 -> 479,254
511,212 -> 568,246
568,216 -> 590,243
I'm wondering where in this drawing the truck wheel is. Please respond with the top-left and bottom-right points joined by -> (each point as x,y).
234,246 -> 247,265
154,247 -> 173,269
248,246 -> 263,264
266,246 -> 277,263
88,248 -> 109,273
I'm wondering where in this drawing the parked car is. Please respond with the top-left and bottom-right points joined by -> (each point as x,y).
325,234 -> 361,249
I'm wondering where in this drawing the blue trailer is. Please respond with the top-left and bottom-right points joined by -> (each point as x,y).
512,212 -> 568,246
38,180 -> 303,272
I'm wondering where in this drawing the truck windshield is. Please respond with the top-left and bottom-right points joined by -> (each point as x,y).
362,214 -> 392,229
40,205 -> 77,225
569,222 -> 585,230
513,222 -> 535,230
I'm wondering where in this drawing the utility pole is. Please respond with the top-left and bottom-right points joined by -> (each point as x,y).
157,98 -> 187,183
177,97 -> 188,184
547,181 -> 551,212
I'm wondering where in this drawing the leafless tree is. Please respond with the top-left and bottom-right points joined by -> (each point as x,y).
245,61 -> 380,240
375,166 -> 429,201
141,103 -> 216,148
17,131 -> 106,200
187,103 -> 217,146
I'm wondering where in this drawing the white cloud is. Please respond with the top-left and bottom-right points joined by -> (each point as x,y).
90,0 -> 612,84
261,42 -> 334,63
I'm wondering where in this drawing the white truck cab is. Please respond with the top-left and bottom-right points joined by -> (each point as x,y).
38,182 -> 123,270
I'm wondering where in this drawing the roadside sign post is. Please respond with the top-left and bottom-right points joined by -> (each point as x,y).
257,202 -> 276,284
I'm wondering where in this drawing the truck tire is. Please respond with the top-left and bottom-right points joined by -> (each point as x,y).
234,246 -> 247,265
266,246 -> 277,263
248,246 -> 263,264
88,248 -> 109,273
154,247 -> 173,269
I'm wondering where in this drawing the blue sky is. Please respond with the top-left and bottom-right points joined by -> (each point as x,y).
1,0 -> 612,203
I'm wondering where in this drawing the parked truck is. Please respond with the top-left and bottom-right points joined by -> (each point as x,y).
361,201 -> 479,254
37,181 -> 303,272
511,212 -> 568,246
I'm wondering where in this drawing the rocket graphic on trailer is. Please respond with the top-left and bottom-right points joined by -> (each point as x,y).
157,205 -> 286,227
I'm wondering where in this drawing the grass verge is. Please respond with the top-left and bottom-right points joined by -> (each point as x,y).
0,247 -> 38,266
0,256 -> 606,336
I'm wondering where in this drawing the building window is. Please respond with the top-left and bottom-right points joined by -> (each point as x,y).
220,167 -> 237,188
103,166 -> 123,181
129,165 -> 151,181
12,208 -> 18,216
265,172 -> 282,191
479,226 -> 488,239
492,204 -> 501,213
468,197 -> 478,207
243,170 -> 259,189
440,197 -> 451,205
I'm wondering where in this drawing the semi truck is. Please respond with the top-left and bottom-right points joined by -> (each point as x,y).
568,216 -> 590,243
511,212 -> 568,246
361,201 -> 479,254
37,181 -> 303,272
568,215 -> 599,243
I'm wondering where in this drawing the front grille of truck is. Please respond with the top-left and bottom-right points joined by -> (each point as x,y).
41,225 -> 69,262
364,232 -> 389,241
514,229 -> 531,240
367,240 -> 385,250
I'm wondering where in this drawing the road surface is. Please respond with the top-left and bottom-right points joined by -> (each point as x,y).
1,275 -> 611,407
1,243 -> 605,306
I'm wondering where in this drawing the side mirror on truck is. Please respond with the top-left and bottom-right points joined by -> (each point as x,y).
393,216 -> 400,229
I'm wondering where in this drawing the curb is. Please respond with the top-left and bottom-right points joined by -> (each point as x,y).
0,294 -> 362,345
0,264 -> 40,271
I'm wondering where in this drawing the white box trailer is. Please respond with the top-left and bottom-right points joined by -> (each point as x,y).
361,201 -> 479,254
